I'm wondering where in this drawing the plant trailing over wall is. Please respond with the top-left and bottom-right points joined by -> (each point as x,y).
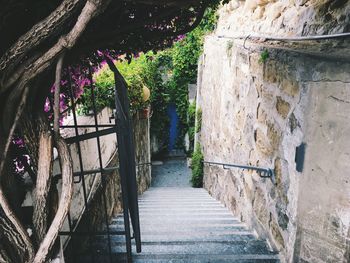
195,107 -> 202,133
187,101 -> 196,153
191,143 -> 204,188
259,49 -> 270,64
79,56 -> 153,115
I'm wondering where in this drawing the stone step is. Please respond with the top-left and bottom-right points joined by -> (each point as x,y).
142,190 -> 208,193
95,240 -> 274,255
137,208 -> 230,212
112,217 -> 243,225
139,194 -> 213,198
109,227 -> 252,236
94,233 -> 257,243
110,225 -> 249,234
114,214 -> 239,220
74,253 -> 280,263
127,253 -> 280,263
138,210 -> 234,216
139,195 -> 212,199
141,219 -> 240,225
139,195 -> 213,199
138,204 -> 225,209
138,203 -> 223,207
112,218 -> 242,226
138,199 -> 219,203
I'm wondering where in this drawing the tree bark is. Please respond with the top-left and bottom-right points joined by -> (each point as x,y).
0,0 -> 84,92
33,136 -> 73,263
0,1 -> 109,261
0,209 -> 29,263
53,54 -> 65,134
0,86 -> 35,263
32,131 -> 53,246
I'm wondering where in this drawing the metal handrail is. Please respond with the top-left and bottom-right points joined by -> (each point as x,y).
203,161 -> 275,184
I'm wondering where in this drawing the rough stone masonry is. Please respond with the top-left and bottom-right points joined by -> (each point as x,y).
198,1 -> 350,262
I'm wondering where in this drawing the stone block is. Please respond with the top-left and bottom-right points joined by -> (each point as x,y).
276,96 -> 291,119
275,201 -> 289,231
257,0 -> 270,6
229,196 -> 238,213
264,60 -> 279,83
261,86 -> 275,103
267,121 -> 281,151
270,216 -> 285,249
253,187 -> 269,227
249,53 -> 265,76
255,128 -> 274,156
274,158 -> 290,205
289,113 -> 300,133
257,103 -> 268,123
235,108 -> 246,128
244,0 -> 259,11
274,158 -> 283,186
266,1 -> 285,21
252,6 -> 265,20
280,77 -> 299,97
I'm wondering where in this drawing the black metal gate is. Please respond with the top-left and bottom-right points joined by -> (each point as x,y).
53,61 -> 142,263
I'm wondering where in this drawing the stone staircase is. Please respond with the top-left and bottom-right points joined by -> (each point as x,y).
76,158 -> 279,262
91,187 -> 279,262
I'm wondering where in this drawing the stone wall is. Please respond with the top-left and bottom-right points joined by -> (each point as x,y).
199,2 -> 350,262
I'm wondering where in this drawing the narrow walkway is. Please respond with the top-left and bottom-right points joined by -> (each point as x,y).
96,159 -> 279,262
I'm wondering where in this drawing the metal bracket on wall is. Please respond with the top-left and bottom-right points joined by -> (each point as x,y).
295,143 -> 306,173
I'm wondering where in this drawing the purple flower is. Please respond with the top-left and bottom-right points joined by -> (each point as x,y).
176,34 -> 185,42
12,137 -> 25,147
44,98 -> 51,112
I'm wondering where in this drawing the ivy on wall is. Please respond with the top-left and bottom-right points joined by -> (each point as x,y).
187,101 -> 197,152
191,143 -> 204,187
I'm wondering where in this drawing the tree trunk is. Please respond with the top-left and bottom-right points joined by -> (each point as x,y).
33,136 -> 73,263
0,209 -> 29,263
32,130 -> 53,246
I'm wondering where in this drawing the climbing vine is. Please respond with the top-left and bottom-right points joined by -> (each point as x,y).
187,101 -> 197,152
195,107 -> 202,133
191,143 -> 204,187
259,49 -> 270,64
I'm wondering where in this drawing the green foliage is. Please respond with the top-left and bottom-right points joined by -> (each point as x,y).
79,55 -> 153,115
79,66 -> 114,114
187,101 -> 196,152
259,49 -> 269,64
166,7 -> 218,147
77,6 -> 219,152
195,107 -> 202,133
191,143 -> 204,188
146,52 -> 171,149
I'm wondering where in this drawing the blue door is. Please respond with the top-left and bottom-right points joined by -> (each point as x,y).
167,103 -> 179,151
